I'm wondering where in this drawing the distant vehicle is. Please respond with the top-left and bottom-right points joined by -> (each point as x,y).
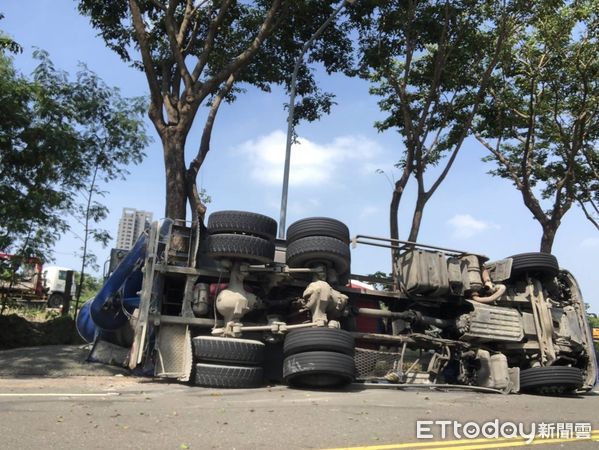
0,253 -> 45,301
43,266 -> 76,308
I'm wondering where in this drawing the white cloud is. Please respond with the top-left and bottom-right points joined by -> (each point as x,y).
448,214 -> 496,239
237,130 -> 382,187
580,237 -> 599,248
359,206 -> 380,219
288,198 -> 321,216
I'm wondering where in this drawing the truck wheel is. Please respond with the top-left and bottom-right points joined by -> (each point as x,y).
47,293 -> 64,309
287,217 -> 350,244
194,363 -> 263,388
520,366 -> 583,395
193,336 -> 264,366
286,236 -> 350,275
205,234 -> 275,264
208,210 -> 277,241
283,351 -> 354,388
509,253 -> 559,279
284,328 -> 354,357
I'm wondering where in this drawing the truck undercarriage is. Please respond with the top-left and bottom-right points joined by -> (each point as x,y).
76,211 -> 597,395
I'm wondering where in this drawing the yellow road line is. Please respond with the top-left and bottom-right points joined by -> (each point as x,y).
324,430 -> 599,450
432,434 -> 599,450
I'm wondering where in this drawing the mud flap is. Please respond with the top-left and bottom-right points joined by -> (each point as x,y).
154,323 -> 193,382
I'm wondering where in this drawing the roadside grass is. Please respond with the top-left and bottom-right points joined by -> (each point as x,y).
3,304 -> 64,322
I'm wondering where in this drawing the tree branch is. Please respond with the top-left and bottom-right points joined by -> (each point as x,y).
183,5 -> 202,54
161,60 -> 179,123
414,2 -> 450,152
191,0 -> 234,82
425,12 -> 511,199
128,0 -> 165,128
176,0 -> 194,45
165,0 -> 194,89
578,199 -> 599,231
206,0 -> 282,91
149,0 -> 167,11
475,131 -> 549,225
186,72 -> 236,222
396,0 -> 417,150
180,0 -> 282,135
475,134 -> 520,187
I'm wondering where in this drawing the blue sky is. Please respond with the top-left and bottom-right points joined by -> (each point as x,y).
3,1 -> 598,311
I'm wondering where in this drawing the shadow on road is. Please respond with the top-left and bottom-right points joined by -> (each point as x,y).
0,345 -> 129,377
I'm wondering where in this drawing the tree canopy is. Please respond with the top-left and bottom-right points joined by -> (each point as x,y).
475,0 -> 599,252
78,0 -> 355,221
0,49 -> 149,261
0,14 -> 21,54
350,0 -> 521,244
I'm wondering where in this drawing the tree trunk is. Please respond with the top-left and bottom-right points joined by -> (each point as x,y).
389,176 -> 410,290
75,165 -> 98,315
390,189 -> 401,243
162,130 -> 188,220
407,193 -> 427,243
540,224 -> 557,253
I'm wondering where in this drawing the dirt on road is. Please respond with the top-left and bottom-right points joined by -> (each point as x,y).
0,345 -> 128,377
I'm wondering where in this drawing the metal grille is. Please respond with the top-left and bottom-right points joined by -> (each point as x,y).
355,347 -> 433,383
354,347 -> 404,380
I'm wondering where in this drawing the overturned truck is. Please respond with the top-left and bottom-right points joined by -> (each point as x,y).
77,212 -> 597,394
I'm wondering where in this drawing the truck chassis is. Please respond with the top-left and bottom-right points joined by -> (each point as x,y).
77,211 -> 597,395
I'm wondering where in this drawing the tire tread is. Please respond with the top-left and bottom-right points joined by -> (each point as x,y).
283,351 -> 354,387
284,328 -> 354,357
287,217 -> 350,244
509,252 -> 559,278
286,236 -> 350,274
194,363 -> 263,388
193,336 -> 265,365
208,210 -> 277,240
205,234 -> 275,263
520,366 -> 583,395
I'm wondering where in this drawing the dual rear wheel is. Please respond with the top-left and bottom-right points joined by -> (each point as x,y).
286,217 -> 351,286
192,336 -> 265,388
205,211 -> 277,264
283,328 -> 355,388
205,212 -> 353,285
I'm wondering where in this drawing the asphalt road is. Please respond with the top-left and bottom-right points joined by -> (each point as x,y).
0,346 -> 598,450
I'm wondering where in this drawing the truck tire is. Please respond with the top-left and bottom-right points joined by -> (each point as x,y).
193,336 -> 264,366
286,236 -> 350,275
208,210 -> 277,241
520,366 -> 583,395
287,217 -> 350,244
205,234 -> 275,264
509,253 -> 559,279
283,351 -> 354,388
284,328 -> 354,357
47,293 -> 64,309
194,363 -> 263,388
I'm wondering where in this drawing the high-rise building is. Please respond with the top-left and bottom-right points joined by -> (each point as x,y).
116,208 -> 153,250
